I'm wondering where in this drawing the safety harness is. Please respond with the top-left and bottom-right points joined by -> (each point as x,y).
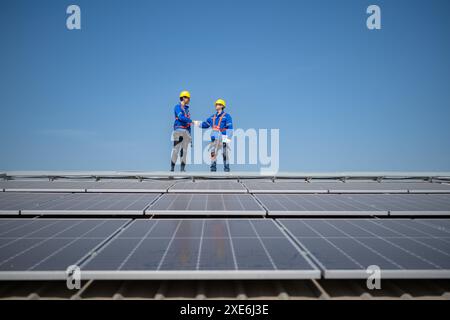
212,112 -> 227,132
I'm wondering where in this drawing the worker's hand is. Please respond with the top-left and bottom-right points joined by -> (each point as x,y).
222,137 -> 230,144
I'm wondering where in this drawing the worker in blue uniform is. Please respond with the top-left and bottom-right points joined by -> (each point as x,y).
171,90 -> 193,172
194,99 -> 233,172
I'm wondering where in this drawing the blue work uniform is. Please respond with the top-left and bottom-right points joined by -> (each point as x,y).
201,111 -> 233,172
201,111 -> 233,141
173,103 -> 192,133
171,103 -> 192,171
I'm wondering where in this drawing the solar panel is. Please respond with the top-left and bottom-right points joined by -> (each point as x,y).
382,194 -> 450,216
328,182 -> 450,194
415,219 -> 450,232
0,180 -> 91,192
0,193 -> 71,215
20,193 -> 160,215
257,194 -> 388,216
80,219 -> 320,279
243,181 -> 329,194
85,180 -> 175,193
244,181 -> 450,194
278,219 -> 450,279
257,194 -> 450,216
168,180 -> 247,193
146,194 -> 266,216
0,218 -> 129,280
406,182 -> 450,193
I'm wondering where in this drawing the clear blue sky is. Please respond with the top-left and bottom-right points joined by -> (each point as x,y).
1,0 -> 449,172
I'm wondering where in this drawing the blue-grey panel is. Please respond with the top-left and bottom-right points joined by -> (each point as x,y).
0,219 -> 129,273
81,219 -> 320,279
278,219 -> 450,279
168,180 -> 247,193
258,194 -> 388,216
146,194 -> 265,215
20,193 -> 159,215
0,180 -> 89,192
0,193 -> 71,214
259,194 -> 450,216
86,180 -> 174,193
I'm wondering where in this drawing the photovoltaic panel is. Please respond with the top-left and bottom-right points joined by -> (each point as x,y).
257,194 -> 388,216
0,218 -> 129,280
415,219 -> 450,232
0,193 -> 71,215
258,194 -> 450,216
0,180 -> 91,192
243,181 -> 329,194
327,182 -> 450,194
244,181 -> 450,194
80,219 -> 320,279
146,194 -> 265,216
85,180 -> 175,193
168,180 -> 247,193
380,194 -> 450,216
278,219 -> 450,279
20,193 -> 160,215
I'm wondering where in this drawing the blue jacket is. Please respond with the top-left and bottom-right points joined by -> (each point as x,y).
173,103 -> 192,133
201,111 -> 233,141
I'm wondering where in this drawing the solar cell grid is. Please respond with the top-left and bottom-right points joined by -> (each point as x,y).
257,194 -> 388,216
0,219 -> 129,278
19,193 -> 160,215
86,180 -> 174,193
80,219 -> 320,279
168,180 -> 247,193
0,180 -> 89,192
0,192 -> 71,215
278,219 -> 450,278
146,194 -> 265,216
257,194 -> 450,216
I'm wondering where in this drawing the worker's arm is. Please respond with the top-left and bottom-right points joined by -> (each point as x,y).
175,105 -> 192,124
200,116 -> 213,129
225,114 -> 234,139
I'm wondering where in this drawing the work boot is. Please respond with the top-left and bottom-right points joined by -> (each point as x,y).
180,163 -> 186,172
170,162 -> 175,172
224,163 -> 230,172
210,162 -> 217,172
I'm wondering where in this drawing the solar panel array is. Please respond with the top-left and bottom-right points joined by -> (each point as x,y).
1,178 -> 450,280
256,194 -> 450,216
81,219 -> 319,279
243,181 -> 450,194
278,219 -> 450,278
146,194 -> 265,216
0,180 -> 175,193
168,180 -> 247,193
0,219 -> 129,279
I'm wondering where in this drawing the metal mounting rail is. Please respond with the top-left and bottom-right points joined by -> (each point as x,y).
2,171 -> 450,182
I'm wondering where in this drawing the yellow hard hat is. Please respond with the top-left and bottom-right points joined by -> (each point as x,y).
179,91 -> 191,99
215,98 -> 226,108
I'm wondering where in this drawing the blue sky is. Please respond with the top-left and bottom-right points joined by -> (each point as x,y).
1,0 -> 449,172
